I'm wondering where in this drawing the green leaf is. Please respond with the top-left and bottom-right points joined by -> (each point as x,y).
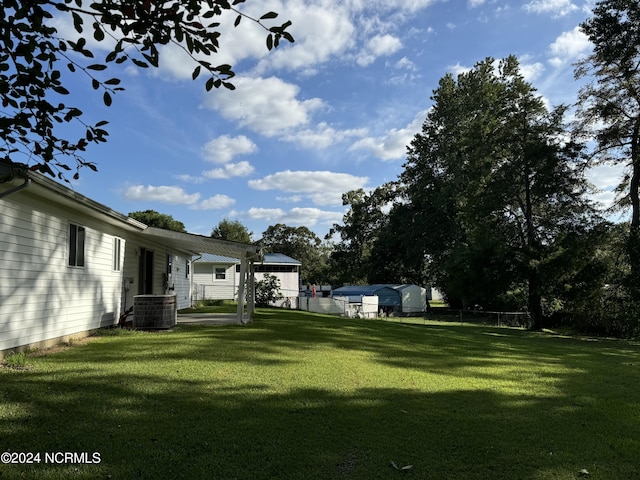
87,64 -> 107,71
205,77 -> 214,91
92,79 -> 100,90
52,85 -> 70,95
266,34 -> 273,51
72,12 -> 83,33
192,66 -> 201,80
93,23 -> 105,41
175,26 -> 184,43
131,58 -> 149,68
260,12 -> 278,20
103,91 -> 112,106
234,15 -> 241,27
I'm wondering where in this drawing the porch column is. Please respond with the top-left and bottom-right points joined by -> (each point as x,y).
236,256 -> 247,325
247,262 -> 255,317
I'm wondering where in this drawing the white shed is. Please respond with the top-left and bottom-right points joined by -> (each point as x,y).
391,284 -> 428,315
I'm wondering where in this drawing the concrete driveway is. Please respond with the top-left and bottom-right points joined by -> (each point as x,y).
177,313 -> 239,326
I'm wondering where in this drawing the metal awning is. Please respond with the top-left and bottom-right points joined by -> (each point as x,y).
140,227 -> 262,261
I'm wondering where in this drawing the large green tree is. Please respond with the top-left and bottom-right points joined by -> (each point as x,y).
211,218 -> 252,243
402,56 -> 597,328
574,0 -> 640,300
326,187 -> 390,286
0,0 -> 293,180
259,223 -> 324,284
128,209 -> 186,232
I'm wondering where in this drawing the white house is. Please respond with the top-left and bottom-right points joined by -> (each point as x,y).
0,166 -> 261,358
193,252 -> 301,307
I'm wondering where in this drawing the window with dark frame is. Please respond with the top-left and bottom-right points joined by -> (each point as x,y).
68,224 -> 86,267
215,267 -> 226,280
113,237 -> 122,272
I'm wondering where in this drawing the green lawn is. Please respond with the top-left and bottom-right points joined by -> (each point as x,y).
1,309 -> 639,479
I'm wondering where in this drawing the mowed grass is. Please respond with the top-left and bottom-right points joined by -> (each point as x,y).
1,310 -> 639,480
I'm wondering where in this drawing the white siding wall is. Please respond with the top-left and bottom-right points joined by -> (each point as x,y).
255,271 -> 299,299
120,237 -> 193,312
1,188 -> 125,353
192,263 -> 236,300
170,254 -> 191,310
1,184 -> 195,355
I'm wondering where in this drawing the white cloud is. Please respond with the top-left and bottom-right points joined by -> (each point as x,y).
523,0 -> 578,17
276,195 -> 304,203
447,62 -> 472,77
123,185 -> 235,210
548,26 -> 591,67
282,122 -> 367,150
200,135 -> 257,164
203,161 -> 255,179
253,3 -> 356,75
245,206 -> 344,227
190,194 -> 236,210
203,76 -> 324,136
395,56 -> 417,70
349,110 -> 426,161
245,207 -> 286,222
175,174 -> 207,184
356,34 -> 403,67
123,185 -> 201,205
248,170 -> 369,206
520,61 -> 545,82
468,0 -> 486,6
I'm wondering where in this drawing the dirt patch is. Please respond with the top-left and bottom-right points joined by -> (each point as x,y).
28,334 -> 101,357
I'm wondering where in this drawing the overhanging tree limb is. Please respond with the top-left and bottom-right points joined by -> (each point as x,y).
0,0 -> 294,181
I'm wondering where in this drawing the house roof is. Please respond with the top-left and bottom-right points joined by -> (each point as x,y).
197,253 -> 241,263
2,168 -> 261,261
391,284 -> 425,292
262,253 -> 301,265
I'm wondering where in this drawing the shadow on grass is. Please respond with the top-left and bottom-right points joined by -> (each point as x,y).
1,310 -> 639,480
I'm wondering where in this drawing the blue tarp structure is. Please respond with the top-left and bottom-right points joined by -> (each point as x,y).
332,284 -> 428,314
332,284 -> 401,308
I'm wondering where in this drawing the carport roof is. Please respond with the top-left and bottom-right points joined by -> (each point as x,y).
141,227 -> 261,261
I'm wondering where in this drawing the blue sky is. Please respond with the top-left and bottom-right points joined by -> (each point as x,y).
54,0 -> 617,240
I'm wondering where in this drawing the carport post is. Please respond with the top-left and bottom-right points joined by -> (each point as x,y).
236,256 -> 247,324
247,262 -> 255,316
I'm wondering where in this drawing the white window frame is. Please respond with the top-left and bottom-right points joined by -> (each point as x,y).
113,237 -> 122,272
215,267 -> 226,280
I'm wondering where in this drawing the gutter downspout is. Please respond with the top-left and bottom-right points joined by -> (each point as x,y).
0,176 -> 31,199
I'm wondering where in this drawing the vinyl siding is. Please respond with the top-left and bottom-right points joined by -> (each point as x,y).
1,187 -> 125,352
192,263 -> 236,300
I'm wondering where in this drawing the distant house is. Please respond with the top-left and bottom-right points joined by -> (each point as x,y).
332,284 -> 429,315
0,167 -> 261,358
193,252 -> 301,307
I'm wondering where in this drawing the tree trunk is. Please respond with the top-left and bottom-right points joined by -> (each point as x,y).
528,272 -> 544,330
628,120 -> 640,301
